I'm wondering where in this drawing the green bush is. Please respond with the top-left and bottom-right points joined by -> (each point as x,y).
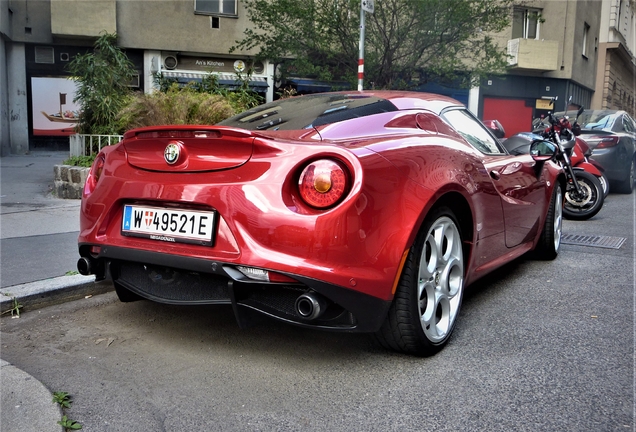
62,155 -> 96,167
117,85 -> 237,130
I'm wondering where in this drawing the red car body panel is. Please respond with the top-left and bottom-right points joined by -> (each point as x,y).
78,91 -> 562,332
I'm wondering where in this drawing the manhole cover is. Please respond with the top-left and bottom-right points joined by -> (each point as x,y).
561,233 -> 627,249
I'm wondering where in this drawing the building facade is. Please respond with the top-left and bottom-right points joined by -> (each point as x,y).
2,1 -> 634,154
0,0 -> 274,155
470,0 -> 604,137
592,0 -> 636,116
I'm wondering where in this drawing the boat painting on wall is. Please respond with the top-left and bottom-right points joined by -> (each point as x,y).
31,77 -> 81,136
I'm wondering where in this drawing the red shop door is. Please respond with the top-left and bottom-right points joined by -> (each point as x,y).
483,98 -> 533,138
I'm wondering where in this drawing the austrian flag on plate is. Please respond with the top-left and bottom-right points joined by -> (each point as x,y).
144,210 -> 154,228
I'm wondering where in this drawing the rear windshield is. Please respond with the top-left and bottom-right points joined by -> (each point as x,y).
576,111 -> 618,130
218,94 -> 398,131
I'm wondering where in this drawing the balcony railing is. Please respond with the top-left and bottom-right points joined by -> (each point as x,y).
69,134 -> 123,157
507,38 -> 559,71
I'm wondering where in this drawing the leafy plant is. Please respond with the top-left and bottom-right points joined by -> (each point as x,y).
67,32 -> 136,135
62,155 -> 96,168
54,392 -> 82,430
1,295 -> 22,318
118,85 -> 236,130
58,415 -> 82,430
53,392 -> 73,409
152,69 -> 263,113
233,0 -> 513,89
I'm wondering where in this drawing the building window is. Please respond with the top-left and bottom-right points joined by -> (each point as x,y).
512,7 -> 541,39
195,0 -> 237,17
582,22 -> 590,58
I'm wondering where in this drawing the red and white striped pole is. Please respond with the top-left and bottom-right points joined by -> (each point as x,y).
358,3 -> 366,91
358,0 -> 373,91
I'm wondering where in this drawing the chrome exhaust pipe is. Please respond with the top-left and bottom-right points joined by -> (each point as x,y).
295,292 -> 327,320
77,257 -> 93,275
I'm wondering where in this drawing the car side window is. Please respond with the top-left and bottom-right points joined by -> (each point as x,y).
622,115 -> 635,133
441,109 -> 505,155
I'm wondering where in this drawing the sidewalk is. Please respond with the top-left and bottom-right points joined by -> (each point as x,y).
0,151 -> 111,432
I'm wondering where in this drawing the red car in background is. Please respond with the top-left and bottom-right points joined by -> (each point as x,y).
78,91 -> 563,356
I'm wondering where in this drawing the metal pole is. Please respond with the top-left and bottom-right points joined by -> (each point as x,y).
358,4 -> 365,91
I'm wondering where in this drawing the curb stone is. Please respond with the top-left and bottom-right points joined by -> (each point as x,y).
0,360 -> 64,432
0,275 -> 112,314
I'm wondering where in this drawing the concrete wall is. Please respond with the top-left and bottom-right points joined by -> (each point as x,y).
51,0 -> 116,37
7,43 -> 28,154
568,0 -> 602,89
1,0 -> 11,155
537,0 -> 601,90
6,0 -> 53,44
1,37 -> 9,156
116,1 -> 257,56
491,1 -> 601,91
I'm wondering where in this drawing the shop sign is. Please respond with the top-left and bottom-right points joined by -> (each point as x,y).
177,56 -> 249,73
536,99 -> 554,109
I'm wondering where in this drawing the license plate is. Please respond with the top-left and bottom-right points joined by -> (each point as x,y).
121,205 -> 215,246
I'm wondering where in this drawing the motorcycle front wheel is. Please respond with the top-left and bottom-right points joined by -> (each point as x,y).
563,170 -> 604,220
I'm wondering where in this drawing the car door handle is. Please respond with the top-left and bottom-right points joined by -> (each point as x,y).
490,170 -> 501,180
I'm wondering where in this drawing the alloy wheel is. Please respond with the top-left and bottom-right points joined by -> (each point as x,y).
417,216 -> 464,343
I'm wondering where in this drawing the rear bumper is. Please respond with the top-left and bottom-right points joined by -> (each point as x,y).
79,244 -> 391,333
591,147 -> 629,183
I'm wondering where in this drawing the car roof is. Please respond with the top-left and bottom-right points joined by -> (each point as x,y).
218,91 -> 464,132
356,90 -> 464,113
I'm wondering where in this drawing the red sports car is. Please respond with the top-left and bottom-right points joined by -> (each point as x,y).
78,91 -> 563,356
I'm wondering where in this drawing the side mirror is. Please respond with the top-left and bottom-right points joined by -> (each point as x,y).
577,106 -> 584,117
483,119 -> 505,139
530,139 -> 557,162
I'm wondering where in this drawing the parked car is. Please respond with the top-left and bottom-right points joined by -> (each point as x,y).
536,110 -> 636,194
77,91 -> 564,356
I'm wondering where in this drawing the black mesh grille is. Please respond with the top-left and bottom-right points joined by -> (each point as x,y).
115,262 -> 231,303
240,285 -> 306,319
113,261 -> 357,328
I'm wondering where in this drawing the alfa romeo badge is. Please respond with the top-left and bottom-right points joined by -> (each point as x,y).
164,143 -> 180,165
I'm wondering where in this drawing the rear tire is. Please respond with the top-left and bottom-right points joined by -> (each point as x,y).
376,207 -> 465,356
533,183 -> 562,260
599,173 -> 610,198
615,157 -> 635,194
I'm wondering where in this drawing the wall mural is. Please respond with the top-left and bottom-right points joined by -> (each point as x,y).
31,77 -> 80,136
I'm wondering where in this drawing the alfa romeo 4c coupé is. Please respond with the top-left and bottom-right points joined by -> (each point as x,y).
78,91 -> 563,356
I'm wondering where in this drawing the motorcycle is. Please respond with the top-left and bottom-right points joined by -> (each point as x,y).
533,106 -> 609,198
503,108 -> 604,220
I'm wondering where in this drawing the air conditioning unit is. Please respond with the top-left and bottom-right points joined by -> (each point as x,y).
164,55 -> 178,70
35,46 -> 55,64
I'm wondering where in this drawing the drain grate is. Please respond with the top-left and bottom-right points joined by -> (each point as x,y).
561,233 -> 627,249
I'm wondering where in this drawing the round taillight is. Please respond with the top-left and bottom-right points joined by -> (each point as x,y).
298,159 -> 349,209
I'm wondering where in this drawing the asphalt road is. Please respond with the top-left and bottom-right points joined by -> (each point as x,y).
1,192 -> 633,431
